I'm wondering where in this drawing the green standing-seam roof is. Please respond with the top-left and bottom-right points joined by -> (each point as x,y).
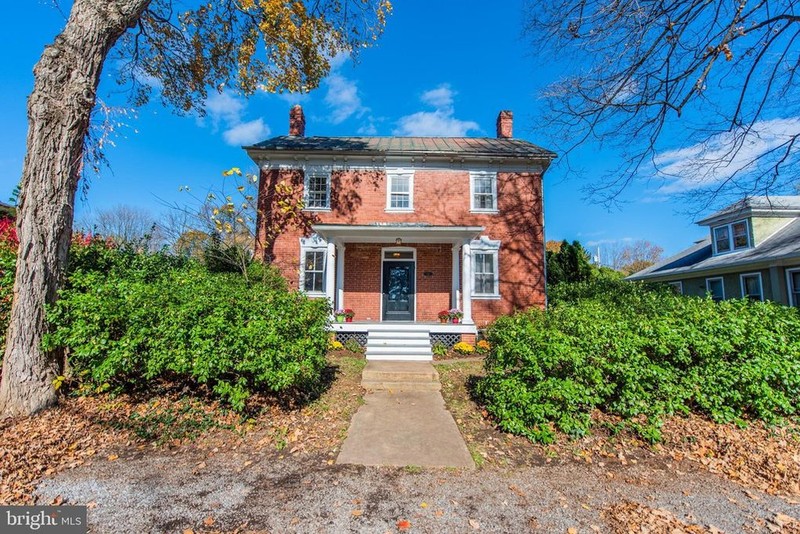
245,136 -> 557,160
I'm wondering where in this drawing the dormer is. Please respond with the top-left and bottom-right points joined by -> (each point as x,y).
697,196 -> 800,256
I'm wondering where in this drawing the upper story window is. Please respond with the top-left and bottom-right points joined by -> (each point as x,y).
304,167 -> 330,210
788,268 -> 800,308
386,170 -> 414,211
470,171 -> 498,212
712,219 -> 750,254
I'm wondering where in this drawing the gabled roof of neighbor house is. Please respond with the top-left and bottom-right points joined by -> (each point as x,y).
245,136 -> 557,160
696,196 -> 800,226
629,210 -> 800,282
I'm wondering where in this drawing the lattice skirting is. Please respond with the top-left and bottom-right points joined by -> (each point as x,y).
430,333 -> 461,348
335,331 -> 368,347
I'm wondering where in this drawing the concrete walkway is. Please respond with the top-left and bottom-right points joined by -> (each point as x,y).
336,362 -> 475,469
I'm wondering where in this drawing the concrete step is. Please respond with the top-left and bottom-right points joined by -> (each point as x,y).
362,361 -> 439,383
361,380 -> 441,392
365,328 -> 433,361
368,331 -> 431,341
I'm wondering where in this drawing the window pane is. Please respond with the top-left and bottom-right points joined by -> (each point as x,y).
303,251 -> 325,292
714,226 -> 730,252
732,222 -> 749,249
791,272 -> 800,307
306,174 -> 329,208
474,253 -> 495,294
707,279 -> 724,301
742,275 -> 761,300
391,176 -> 409,193
473,175 -> 496,210
390,193 -> 409,208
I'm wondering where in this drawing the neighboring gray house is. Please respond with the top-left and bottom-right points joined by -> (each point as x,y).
628,196 -> 800,306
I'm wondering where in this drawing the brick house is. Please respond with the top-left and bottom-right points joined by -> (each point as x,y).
245,106 -> 555,360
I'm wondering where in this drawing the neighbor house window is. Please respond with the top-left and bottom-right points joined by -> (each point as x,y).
740,273 -> 763,301
299,235 -> 327,295
667,281 -> 683,295
471,237 -> 501,298
470,171 -> 497,212
787,268 -> 800,307
706,277 -> 725,301
304,168 -> 330,210
386,170 -> 413,210
712,219 -> 750,254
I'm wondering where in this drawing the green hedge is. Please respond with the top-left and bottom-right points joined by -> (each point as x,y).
43,244 -> 329,410
476,280 -> 800,443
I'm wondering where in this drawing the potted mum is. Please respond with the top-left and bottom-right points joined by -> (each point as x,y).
344,309 -> 355,322
449,308 -> 464,324
438,310 -> 450,323
334,309 -> 347,323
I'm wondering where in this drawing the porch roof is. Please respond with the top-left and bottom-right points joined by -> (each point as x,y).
312,223 -> 484,244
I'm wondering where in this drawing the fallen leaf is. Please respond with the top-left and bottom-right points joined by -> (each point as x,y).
567,528 -> 578,534
203,516 -> 215,527
420,502 -> 428,508
107,454 -> 119,461
469,518 -> 480,530
397,519 -> 411,530
351,510 -> 363,517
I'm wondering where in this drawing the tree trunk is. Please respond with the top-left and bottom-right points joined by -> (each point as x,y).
0,0 -> 150,417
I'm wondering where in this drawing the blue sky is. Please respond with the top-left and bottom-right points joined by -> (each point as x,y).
0,1 -> 729,257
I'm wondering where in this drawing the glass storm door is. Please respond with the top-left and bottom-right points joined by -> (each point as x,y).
382,261 -> 415,321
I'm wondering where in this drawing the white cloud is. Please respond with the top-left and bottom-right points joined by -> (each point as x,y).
420,85 -> 455,108
200,90 -> 270,146
223,119 -> 270,146
654,117 -> 800,194
204,92 -> 245,128
394,83 -> 479,137
325,73 -> 366,124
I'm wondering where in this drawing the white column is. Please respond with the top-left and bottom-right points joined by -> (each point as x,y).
451,244 -> 460,309
325,241 -> 336,314
461,241 -> 473,324
336,242 -> 345,310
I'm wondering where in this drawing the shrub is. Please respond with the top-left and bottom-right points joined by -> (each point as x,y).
476,278 -> 800,443
432,342 -> 449,357
45,251 -> 329,411
453,341 -> 475,355
343,338 -> 364,353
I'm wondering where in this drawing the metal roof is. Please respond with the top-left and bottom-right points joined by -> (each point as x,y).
629,219 -> 800,281
245,136 -> 556,160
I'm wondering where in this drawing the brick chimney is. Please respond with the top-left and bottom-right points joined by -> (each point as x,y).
496,110 -> 513,139
289,104 -> 305,136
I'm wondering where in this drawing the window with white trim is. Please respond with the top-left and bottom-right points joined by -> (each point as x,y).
299,236 -> 327,295
706,277 -> 725,301
386,170 -> 413,210
470,171 -> 497,212
787,268 -> 800,307
712,219 -> 750,254
471,237 -> 501,298
740,273 -> 763,301
304,168 -> 330,210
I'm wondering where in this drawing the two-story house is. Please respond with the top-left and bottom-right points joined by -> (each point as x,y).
244,106 -> 556,359
628,196 -> 800,305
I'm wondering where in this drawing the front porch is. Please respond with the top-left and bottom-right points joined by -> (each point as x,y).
332,321 -> 477,361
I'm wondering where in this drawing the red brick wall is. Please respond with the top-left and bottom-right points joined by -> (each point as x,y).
255,166 -> 545,324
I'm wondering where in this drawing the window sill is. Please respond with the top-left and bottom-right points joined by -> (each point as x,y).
470,209 -> 499,215
385,208 -> 414,213
471,294 -> 501,300
303,207 -> 331,213
303,292 -> 327,298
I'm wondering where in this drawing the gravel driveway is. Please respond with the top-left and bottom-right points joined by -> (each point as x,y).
35,447 -> 800,533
